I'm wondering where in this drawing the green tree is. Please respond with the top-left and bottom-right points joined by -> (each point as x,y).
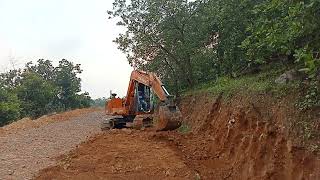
16,73 -> 57,118
54,59 -> 83,110
0,69 -> 22,90
108,0 -> 265,92
25,59 -> 56,81
75,92 -> 92,108
241,0 -> 320,73
0,88 -> 20,126
0,58 -> 91,123
203,0 -> 260,76
108,0 -> 217,91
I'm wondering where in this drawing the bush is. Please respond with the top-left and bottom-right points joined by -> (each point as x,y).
0,88 -> 20,126
16,73 -> 57,118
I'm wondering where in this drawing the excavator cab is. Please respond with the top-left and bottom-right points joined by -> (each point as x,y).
135,83 -> 153,113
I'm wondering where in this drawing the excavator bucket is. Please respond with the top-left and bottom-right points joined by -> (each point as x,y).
155,105 -> 182,131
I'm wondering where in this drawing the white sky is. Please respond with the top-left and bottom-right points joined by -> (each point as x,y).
0,0 -> 132,98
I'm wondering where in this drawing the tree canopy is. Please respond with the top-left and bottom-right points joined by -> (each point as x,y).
0,59 -> 92,126
0,88 -> 20,126
109,0 -> 320,94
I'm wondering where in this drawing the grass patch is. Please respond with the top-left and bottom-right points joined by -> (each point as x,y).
183,65 -> 299,99
178,123 -> 191,134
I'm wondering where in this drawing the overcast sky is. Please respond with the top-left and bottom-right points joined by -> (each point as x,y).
0,0 -> 133,98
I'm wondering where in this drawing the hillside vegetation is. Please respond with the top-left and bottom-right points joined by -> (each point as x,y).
108,0 -> 320,105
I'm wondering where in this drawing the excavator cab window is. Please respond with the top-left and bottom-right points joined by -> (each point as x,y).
136,83 -> 152,112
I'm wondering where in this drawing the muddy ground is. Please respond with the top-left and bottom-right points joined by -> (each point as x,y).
36,130 -> 197,180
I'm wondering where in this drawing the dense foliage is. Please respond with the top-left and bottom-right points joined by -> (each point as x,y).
109,0 -> 320,97
16,73 -> 57,118
0,59 -> 92,125
0,88 -> 20,126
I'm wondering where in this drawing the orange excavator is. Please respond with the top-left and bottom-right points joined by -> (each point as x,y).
102,70 -> 182,131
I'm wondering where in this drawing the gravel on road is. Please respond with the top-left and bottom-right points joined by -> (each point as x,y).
0,110 -> 104,180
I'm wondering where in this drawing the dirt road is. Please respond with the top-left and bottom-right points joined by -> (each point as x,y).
0,110 -> 104,180
36,130 -> 196,180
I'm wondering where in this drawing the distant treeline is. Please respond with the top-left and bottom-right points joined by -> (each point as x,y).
109,0 -> 320,94
91,97 -> 107,107
0,59 -> 92,126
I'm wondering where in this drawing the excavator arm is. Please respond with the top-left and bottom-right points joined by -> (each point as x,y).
126,70 -> 168,101
124,70 -> 171,112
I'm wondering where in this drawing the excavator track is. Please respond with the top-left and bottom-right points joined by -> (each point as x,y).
101,116 -> 125,130
126,114 -> 152,129
101,110 -> 182,131
101,115 -> 154,130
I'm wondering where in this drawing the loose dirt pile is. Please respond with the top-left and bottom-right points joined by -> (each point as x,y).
36,130 -> 196,180
0,109 -> 104,180
0,108 -> 99,136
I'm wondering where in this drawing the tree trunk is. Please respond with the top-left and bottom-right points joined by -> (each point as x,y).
185,54 -> 195,88
163,58 -> 180,96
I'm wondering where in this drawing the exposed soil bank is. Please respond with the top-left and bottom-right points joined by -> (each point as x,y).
164,93 -> 320,179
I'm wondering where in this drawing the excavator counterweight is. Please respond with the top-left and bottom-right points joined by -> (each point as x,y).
102,70 -> 182,131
